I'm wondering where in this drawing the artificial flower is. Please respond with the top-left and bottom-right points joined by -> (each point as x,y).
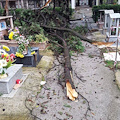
15,52 -> 24,58
1,59 -> 7,67
0,49 -> 6,55
1,54 -> 4,58
31,51 -> 35,55
0,48 -> 15,75
10,53 -> 15,58
6,59 -> 9,62
3,45 -> 10,51
9,31 -> 14,40
4,53 -> 9,57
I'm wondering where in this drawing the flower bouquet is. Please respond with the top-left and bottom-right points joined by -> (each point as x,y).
9,28 -> 33,58
0,45 -> 15,79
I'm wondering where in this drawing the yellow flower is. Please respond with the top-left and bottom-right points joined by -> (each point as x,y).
3,45 -> 10,51
9,31 -> 14,40
31,51 -> 35,55
15,52 -> 24,58
20,54 -> 24,58
4,53 -> 9,57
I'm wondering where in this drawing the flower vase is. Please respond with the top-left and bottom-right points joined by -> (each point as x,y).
0,68 -> 8,79
23,45 -> 28,55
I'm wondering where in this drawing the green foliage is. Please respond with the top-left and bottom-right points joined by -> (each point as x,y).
18,44 -> 25,54
42,7 -> 73,17
73,26 -> 88,35
105,60 -> 119,69
63,104 -> 71,108
67,36 -> 84,53
88,54 -> 94,58
69,50 -> 75,56
92,4 -> 120,22
48,40 -> 63,54
3,58 -> 15,69
105,60 -> 114,68
0,93 -> 3,96
35,34 -> 48,43
48,35 -> 84,55
0,8 -> 4,15
49,21 -> 56,27
58,111 -> 63,115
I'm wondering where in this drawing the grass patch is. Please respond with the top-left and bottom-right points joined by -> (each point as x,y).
105,60 -> 114,69
88,54 -> 94,58
63,104 -> 71,108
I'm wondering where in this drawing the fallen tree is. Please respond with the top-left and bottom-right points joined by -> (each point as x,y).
50,33 -> 78,101
9,1 -> 92,119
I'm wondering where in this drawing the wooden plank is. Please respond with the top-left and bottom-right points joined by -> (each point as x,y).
10,17 -> 14,29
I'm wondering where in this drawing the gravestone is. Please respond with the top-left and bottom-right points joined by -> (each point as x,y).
8,47 -> 42,67
0,64 -> 23,94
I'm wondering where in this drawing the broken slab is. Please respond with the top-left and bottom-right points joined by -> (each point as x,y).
103,52 -> 120,61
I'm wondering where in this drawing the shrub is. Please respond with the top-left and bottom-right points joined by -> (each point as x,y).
92,4 -> 120,22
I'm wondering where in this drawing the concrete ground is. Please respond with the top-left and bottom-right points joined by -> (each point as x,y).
32,41 -> 120,120
1,6 -> 120,120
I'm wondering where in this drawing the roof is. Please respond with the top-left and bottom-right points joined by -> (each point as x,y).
99,9 -> 107,12
109,13 -> 120,18
104,10 -> 114,14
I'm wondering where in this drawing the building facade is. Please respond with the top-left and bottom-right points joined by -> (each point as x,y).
0,0 -> 46,9
71,0 -> 119,9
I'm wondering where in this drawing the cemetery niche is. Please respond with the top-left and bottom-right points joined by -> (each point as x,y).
98,9 -> 114,34
103,10 -> 114,34
106,13 -> 120,42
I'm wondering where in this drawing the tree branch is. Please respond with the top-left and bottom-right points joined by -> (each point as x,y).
41,25 -> 94,43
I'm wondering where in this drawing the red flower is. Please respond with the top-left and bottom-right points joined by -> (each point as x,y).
6,59 -> 9,62
6,56 -> 9,59
10,56 -> 14,61
10,53 -> 15,58
1,54 -> 4,58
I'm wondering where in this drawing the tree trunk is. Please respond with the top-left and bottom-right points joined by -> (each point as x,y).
53,33 -> 78,101
5,0 -> 9,16
53,0 -> 55,11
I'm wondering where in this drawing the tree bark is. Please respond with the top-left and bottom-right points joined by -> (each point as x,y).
51,33 -> 75,88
